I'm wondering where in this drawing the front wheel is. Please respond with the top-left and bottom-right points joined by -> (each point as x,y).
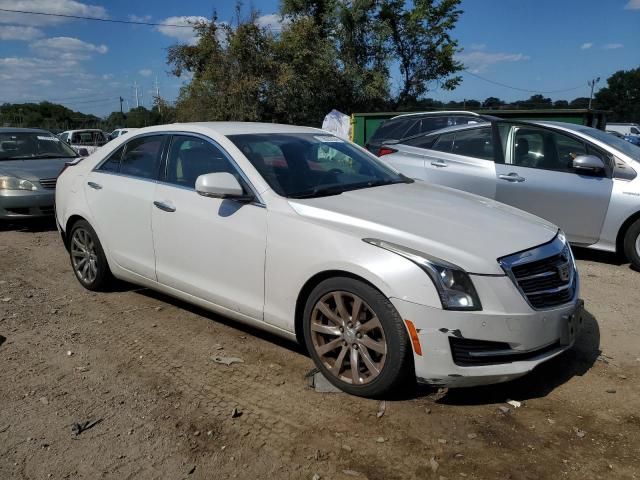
302,277 -> 413,397
68,219 -> 112,291
623,218 -> 640,270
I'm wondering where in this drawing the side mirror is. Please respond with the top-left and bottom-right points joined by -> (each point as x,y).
77,148 -> 89,157
573,155 -> 605,174
195,172 -> 253,201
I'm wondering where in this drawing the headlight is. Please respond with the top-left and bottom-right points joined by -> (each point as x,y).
363,238 -> 482,311
0,176 -> 37,191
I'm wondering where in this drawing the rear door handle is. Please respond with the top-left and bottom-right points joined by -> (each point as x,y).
498,173 -> 526,183
153,201 -> 176,213
87,181 -> 102,190
430,160 -> 448,168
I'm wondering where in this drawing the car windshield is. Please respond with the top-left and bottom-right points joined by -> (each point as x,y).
227,133 -> 411,198
0,132 -> 78,160
577,126 -> 640,162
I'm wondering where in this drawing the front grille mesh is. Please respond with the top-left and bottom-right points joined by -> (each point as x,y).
39,178 -> 57,189
509,244 -> 576,309
450,337 -> 561,366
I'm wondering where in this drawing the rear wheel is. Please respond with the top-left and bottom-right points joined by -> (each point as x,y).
623,218 -> 640,270
302,277 -> 413,397
69,220 -> 112,291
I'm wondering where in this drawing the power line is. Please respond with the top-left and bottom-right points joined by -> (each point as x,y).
0,7 -> 196,27
463,70 -> 586,95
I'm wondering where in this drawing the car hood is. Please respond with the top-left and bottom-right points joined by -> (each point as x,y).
0,158 -> 69,181
288,181 -> 558,275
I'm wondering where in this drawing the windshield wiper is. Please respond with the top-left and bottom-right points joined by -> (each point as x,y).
288,177 -> 413,199
32,154 -> 78,159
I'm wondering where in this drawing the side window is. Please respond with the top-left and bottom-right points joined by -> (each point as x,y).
420,117 -> 452,134
631,127 -> 640,135
165,135 -> 237,188
431,132 -> 455,153
451,127 -> 494,161
98,145 -> 124,173
404,120 -> 422,137
404,134 -> 438,149
120,135 -> 164,180
501,125 -> 589,173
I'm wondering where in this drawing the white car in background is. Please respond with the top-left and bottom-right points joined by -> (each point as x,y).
55,122 -> 582,397
109,128 -> 139,141
59,129 -> 108,155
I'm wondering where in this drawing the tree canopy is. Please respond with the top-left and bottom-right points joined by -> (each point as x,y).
594,68 -> 640,122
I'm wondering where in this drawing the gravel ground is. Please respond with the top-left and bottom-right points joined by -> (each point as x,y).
0,219 -> 639,480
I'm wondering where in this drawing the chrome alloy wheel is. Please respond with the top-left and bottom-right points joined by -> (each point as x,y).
636,232 -> 640,259
310,291 -> 387,385
70,227 -> 98,284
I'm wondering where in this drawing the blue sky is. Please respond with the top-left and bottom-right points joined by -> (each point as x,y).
0,0 -> 638,117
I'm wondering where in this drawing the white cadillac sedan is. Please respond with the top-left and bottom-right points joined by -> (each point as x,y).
55,122 -> 583,397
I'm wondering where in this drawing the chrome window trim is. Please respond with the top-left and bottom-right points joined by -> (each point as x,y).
92,130 -> 266,207
498,232 -> 578,311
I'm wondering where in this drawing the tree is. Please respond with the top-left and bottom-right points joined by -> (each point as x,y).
594,68 -> 640,122
379,0 -> 462,108
569,97 -> 590,109
483,97 -> 504,108
553,100 -> 569,109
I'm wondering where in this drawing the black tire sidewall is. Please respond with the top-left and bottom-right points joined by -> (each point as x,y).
302,277 -> 412,397
624,219 -> 640,270
69,220 -> 111,291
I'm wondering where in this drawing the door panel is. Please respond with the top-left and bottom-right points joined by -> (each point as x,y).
496,124 -> 613,244
84,135 -> 166,279
151,134 -> 267,319
85,172 -> 157,279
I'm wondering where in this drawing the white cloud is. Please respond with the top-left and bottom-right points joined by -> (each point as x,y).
458,50 -> 530,73
603,43 -> 623,49
139,68 -> 152,77
156,16 -> 208,44
255,13 -> 288,31
580,42 -> 593,50
101,73 -> 113,80
31,36 -> 108,60
0,25 -> 43,40
625,0 -> 640,9
0,0 -> 107,26
469,43 -> 486,51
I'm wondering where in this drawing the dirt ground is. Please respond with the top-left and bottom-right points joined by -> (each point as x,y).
1,219 -> 639,480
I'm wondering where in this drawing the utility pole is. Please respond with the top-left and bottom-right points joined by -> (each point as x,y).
588,77 -> 600,110
133,81 -> 140,108
119,96 -> 124,114
154,76 -> 161,116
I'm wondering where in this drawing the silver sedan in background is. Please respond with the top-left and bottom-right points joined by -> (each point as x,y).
379,120 -> 640,269
0,128 -> 79,219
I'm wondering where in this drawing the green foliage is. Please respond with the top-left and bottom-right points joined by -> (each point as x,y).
0,102 -> 101,132
169,1 -> 463,125
595,68 -> 640,122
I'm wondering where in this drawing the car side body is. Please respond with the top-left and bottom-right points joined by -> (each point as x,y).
380,120 -> 640,267
55,122 -> 583,396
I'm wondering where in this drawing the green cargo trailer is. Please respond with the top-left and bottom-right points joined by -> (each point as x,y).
350,109 -> 608,146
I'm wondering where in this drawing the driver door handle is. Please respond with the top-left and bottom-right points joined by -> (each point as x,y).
498,173 -> 526,183
431,160 -> 448,168
87,181 -> 102,190
153,201 -> 176,213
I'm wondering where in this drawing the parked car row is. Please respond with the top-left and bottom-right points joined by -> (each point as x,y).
377,119 -> 640,269
53,121 -> 585,397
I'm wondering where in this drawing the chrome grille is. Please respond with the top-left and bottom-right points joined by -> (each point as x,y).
499,235 -> 577,310
39,178 -> 57,189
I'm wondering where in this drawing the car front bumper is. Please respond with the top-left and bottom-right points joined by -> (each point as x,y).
0,189 -> 56,219
391,288 -> 583,388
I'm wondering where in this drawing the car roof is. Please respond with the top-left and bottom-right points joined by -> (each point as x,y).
134,122 -> 325,136
391,111 -> 483,120
0,127 -> 51,134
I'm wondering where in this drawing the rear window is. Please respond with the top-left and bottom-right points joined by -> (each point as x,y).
369,119 -> 414,142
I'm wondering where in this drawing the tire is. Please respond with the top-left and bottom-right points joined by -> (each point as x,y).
302,277 -> 413,398
623,218 -> 640,270
68,219 -> 112,291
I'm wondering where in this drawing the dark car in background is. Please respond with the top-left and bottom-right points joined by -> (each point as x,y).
0,128 -> 78,219
365,111 -> 497,155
